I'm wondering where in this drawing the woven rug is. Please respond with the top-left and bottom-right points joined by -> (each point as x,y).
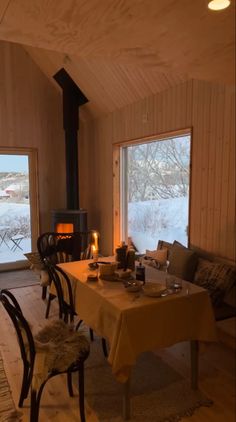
0,269 -> 39,290
84,340 -> 213,422
0,352 -> 22,421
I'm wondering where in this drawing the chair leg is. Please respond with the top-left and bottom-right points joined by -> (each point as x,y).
18,363 -> 30,407
45,293 -> 55,319
78,364 -> 86,422
67,372 -> 74,397
30,382 -> 46,422
41,285 -> 47,300
102,338 -> 108,358
89,328 -> 94,341
30,389 -> 39,422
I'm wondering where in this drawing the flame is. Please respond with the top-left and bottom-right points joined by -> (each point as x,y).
56,223 -> 74,233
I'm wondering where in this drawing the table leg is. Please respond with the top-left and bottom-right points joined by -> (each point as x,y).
122,377 -> 131,420
190,340 -> 199,390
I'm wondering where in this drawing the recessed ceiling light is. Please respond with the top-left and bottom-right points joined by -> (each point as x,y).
208,0 -> 231,10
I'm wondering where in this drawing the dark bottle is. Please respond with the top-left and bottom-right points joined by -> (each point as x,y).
115,242 -> 127,269
135,262 -> 145,283
126,248 -> 135,271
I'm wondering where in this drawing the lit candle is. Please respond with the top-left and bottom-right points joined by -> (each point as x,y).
93,232 -> 99,252
92,244 -> 98,262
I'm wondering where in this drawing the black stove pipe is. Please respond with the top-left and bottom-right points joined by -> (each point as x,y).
53,68 -> 88,209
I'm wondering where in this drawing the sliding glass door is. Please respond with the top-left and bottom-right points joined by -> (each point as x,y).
0,149 -> 39,270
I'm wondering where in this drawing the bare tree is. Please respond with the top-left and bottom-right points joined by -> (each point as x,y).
127,136 -> 190,201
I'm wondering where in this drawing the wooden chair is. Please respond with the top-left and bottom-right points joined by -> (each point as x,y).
0,289 -> 90,422
48,263 -> 108,358
37,231 -> 94,317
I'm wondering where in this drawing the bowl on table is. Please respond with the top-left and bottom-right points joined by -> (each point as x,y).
123,280 -> 142,293
142,281 -> 166,297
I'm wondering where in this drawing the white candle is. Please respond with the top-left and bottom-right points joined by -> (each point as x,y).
93,232 -> 99,251
92,244 -> 98,261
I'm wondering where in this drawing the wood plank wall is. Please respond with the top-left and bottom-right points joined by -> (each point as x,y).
82,80 -> 235,263
0,41 -> 66,244
0,40 -> 234,263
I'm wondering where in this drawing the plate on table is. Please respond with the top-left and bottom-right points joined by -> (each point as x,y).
142,282 -> 166,297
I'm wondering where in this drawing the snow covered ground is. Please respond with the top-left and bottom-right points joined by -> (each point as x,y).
128,196 -> 188,253
0,202 -> 31,264
0,195 -> 188,263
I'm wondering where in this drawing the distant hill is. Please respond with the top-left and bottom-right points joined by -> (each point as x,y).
0,172 -> 28,192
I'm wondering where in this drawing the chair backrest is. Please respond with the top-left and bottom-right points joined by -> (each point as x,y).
0,289 -> 35,369
45,261 -> 76,323
37,231 -> 94,265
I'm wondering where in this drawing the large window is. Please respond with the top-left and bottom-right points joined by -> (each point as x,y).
120,132 -> 191,253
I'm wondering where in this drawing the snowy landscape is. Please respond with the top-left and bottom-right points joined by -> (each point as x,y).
0,169 -> 31,264
0,202 -> 31,263
126,135 -> 190,253
0,196 -> 188,263
128,196 -> 188,253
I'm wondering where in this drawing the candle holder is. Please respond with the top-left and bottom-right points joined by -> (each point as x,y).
93,251 -> 99,262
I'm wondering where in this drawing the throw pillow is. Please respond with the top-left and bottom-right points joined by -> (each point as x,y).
168,241 -> 198,282
194,258 -> 236,306
145,248 -> 168,264
157,240 -> 173,259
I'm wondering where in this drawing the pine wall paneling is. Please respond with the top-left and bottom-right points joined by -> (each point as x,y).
85,79 -> 235,263
0,40 -> 234,262
0,41 -> 66,244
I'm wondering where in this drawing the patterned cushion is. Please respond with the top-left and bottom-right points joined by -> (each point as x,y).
193,258 -> 236,306
168,241 -> 198,282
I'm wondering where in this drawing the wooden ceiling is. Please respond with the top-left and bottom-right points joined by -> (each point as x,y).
0,0 -> 235,117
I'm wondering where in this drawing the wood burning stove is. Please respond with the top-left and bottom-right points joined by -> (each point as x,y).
51,208 -> 87,233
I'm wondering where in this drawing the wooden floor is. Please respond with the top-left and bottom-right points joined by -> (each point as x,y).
0,284 -> 235,422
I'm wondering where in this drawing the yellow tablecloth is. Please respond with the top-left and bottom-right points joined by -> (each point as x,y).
57,259 -> 217,383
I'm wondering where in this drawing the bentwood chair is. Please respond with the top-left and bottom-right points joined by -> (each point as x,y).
0,289 -> 90,422
47,263 -> 108,358
37,231 -> 94,318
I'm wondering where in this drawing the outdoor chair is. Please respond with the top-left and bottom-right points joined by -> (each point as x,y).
10,233 -> 24,251
37,231 -> 94,317
0,289 -> 90,422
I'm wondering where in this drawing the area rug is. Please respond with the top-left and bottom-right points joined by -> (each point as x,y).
0,352 -> 22,421
0,269 -> 39,290
84,340 -> 213,422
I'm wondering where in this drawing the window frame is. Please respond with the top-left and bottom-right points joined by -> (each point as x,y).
113,128 -> 192,252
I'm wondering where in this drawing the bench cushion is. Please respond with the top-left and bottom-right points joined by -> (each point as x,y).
168,241 -> 198,282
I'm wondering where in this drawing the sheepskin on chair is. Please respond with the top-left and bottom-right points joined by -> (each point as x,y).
32,320 -> 89,389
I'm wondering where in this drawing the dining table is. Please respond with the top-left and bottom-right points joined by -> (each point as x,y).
57,258 -> 217,420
